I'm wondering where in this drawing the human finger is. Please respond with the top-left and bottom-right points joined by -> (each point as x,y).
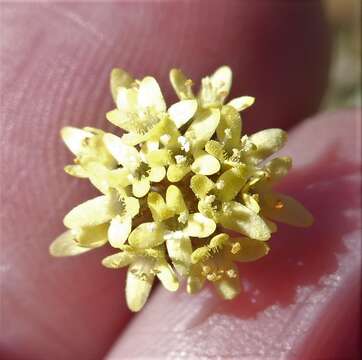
107,109 -> 361,359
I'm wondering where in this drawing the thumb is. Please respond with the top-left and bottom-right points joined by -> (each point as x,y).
106,109 -> 361,359
1,1 -> 330,359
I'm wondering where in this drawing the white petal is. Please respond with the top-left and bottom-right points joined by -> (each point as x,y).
132,178 -> 151,198
187,269 -> 206,294
128,222 -> 166,248
103,133 -> 141,170
185,213 -> 216,238
166,235 -> 192,276
126,259 -> 155,312
261,192 -> 314,227
110,68 -> 134,103
165,185 -> 187,214
49,230 -> 92,257
138,76 -> 166,113
108,216 -> 132,248
63,195 -> 114,228
64,165 -> 88,178
120,132 -> 145,146
249,129 -> 287,163
168,99 -> 198,128
191,150 -> 220,175
216,105 -> 242,151
185,108 -> 220,150
211,66 -> 232,97
216,167 -> 246,202
102,251 -> 135,268
125,196 -> 140,217
219,201 -> 271,241
149,166 -> 166,182
155,259 -> 179,292
116,87 -> 138,113
76,223 -> 109,248
61,127 -> 92,156
264,156 -> 292,183
190,174 -> 215,199
227,96 -> 255,112
167,163 -> 190,182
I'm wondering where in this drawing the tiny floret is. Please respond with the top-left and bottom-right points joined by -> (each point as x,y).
50,66 -> 313,311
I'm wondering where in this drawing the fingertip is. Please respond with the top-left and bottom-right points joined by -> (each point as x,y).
106,109 -> 361,359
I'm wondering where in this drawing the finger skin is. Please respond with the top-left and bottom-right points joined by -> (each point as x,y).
1,2 -> 330,359
107,109 -> 361,359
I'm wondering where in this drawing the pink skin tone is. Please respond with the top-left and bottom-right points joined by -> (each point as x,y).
1,1 -> 359,359
107,109 -> 361,359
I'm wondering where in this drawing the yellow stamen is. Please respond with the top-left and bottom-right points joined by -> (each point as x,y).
226,269 -> 237,278
231,242 -> 241,255
206,273 -> 218,282
202,265 -> 211,274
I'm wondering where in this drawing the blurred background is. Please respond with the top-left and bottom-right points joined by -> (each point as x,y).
323,0 -> 361,108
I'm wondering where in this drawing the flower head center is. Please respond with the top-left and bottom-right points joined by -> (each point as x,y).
164,215 -> 187,232
134,161 -> 151,180
114,195 -> 127,216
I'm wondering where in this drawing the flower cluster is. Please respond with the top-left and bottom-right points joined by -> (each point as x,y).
50,66 -> 313,311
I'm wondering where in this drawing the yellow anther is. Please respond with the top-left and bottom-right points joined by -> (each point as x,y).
275,200 -> 284,209
226,269 -> 237,278
202,265 -> 211,274
231,242 -> 241,255
185,79 -> 193,87
206,273 -> 218,282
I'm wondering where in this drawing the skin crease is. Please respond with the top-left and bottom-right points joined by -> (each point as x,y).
1,1 -> 356,360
